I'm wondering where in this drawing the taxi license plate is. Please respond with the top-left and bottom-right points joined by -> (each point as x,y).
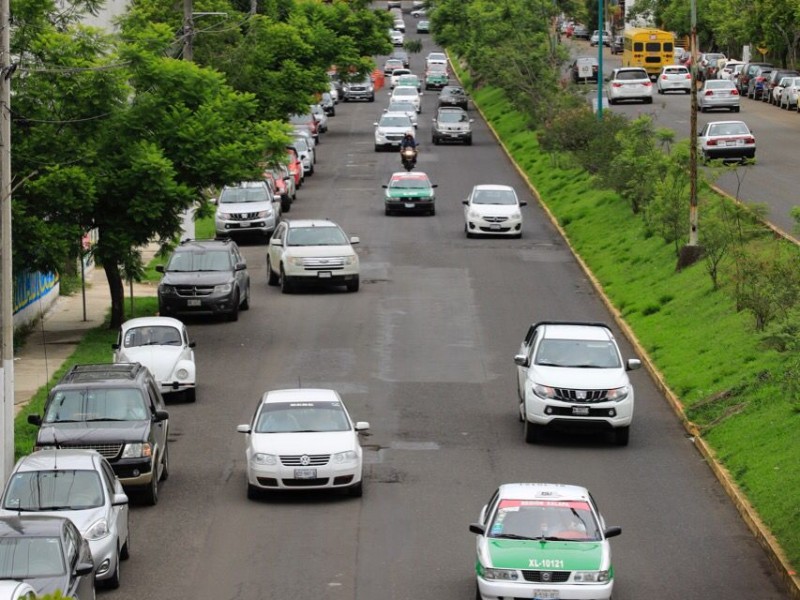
405,203 -> 415,208
532,592 -> 559,600
294,468 -> 317,479
187,299 -> 201,307
317,272 -> 332,278
572,406 -> 590,416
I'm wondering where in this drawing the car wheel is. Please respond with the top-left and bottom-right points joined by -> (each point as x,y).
142,470 -> 158,506
514,232 -> 522,239
645,97 -> 653,104
657,87 -> 662,94
465,223 -> 474,238
733,106 -> 740,112
614,426 -> 630,446
429,207 -> 436,216
104,550 -> 121,589
369,94 -> 375,102
346,276 -> 360,293
159,444 -> 169,481
241,285 -> 250,310
247,483 -> 261,501
475,584 -> 482,600
185,387 -> 196,403
700,105 -> 707,113
282,197 -> 291,213
432,136 -> 438,145
267,258 -> 279,286
120,528 -> 130,560
524,419 -> 541,444
227,293 -> 240,321
280,267 -> 293,294
608,98 -> 616,105
385,208 -> 392,216
308,164 -> 315,176
347,480 -> 363,497
465,136 -> 472,146
374,144 -> 381,152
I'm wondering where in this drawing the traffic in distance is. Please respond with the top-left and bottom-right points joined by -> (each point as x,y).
0,2 -> 790,600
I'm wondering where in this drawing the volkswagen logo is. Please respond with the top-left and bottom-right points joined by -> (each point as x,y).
300,455 -> 311,466
541,572 -> 552,582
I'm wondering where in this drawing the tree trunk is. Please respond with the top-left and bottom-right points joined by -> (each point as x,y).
104,260 -> 125,330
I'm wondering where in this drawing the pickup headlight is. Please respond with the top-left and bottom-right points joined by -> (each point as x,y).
344,255 -> 357,266
252,453 -> 277,465
607,386 -> 630,401
533,383 -> 558,399
288,257 -> 305,267
255,209 -> 272,218
84,518 -> 111,540
573,570 -> 610,583
214,282 -> 233,294
480,566 -> 519,581
122,442 -> 152,459
333,450 -> 358,463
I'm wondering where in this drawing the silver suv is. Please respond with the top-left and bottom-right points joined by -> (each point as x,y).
214,181 -> 280,239
514,321 -> 641,446
431,107 -> 473,145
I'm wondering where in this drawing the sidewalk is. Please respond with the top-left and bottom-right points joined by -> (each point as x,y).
13,251 -> 159,416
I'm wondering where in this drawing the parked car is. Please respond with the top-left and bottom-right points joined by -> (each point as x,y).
762,69 -> 799,104
382,171 -> 437,216
589,29 -> 612,46
570,56 -> 599,83
431,107 -> 473,145
698,79 -> 740,112
778,76 -> 800,110
320,92 -> 335,116
310,104 -> 328,132
572,24 -> 590,39
0,516 -> 95,600
289,135 -> 315,175
611,35 -> 624,54
112,316 -> 197,402
718,59 -> 744,80
746,65 -> 773,99
285,148 -> 304,188
674,47 -> 690,64
236,388 -> 369,497
463,184 -> 526,238
213,180 -> 281,238
156,238 -> 251,322
656,65 -> 692,94
374,113 -> 415,151
699,52 -> 726,79
27,363 -> 171,504
263,163 -> 295,213
514,321 -> 641,445
0,450 -> 130,589
289,112 -> 319,143
606,67 -> 653,104
389,28 -> 404,46
697,120 -> 755,162
736,61 -> 772,94
469,483 -> 622,600
437,85 -> 469,109
0,582 -> 36,600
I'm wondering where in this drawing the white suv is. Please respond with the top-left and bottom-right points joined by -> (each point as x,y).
267,219 -> 360,293
514,321 -> 641,446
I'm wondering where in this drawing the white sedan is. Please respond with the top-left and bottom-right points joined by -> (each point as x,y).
113,316 -> 197,402
389,85 -> 423,113
237,388 -> 370,498
463,184 -> 527,238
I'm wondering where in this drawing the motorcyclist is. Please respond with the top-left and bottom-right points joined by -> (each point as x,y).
400,131 -> 418,153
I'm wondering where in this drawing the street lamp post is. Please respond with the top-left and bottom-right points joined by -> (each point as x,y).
597,0 -> 604,119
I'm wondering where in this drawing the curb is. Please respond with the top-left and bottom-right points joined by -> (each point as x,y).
450,54 -> 800,598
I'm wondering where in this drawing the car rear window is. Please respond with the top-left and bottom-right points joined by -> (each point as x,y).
616,70 -> 648,80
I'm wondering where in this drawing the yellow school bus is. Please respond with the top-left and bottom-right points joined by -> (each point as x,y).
622,28 -> 676,77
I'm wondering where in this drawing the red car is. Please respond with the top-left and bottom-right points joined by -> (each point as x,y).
263,165 -> 294,213
289,113 -> 320,142
285,149 -> 304,188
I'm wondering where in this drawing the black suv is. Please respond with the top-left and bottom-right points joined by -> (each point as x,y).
437,85 -> 469,110
27,363 -> 170,505
156,238 -> 251,322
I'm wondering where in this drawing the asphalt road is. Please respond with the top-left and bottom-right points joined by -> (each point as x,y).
570,38 -> 799,236
107,29 -> 789,600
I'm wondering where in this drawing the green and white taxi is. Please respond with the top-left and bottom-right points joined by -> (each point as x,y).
382,171 -> 438,216
469,483 -> 621,600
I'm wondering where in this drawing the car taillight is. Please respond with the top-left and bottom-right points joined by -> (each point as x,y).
705,90 -> 714,95
707,139 -> 718,146
612,82 -> 622,87
685,74 -> 692,79
731,89 -> 739,95
661,74 -> 668,79
643,81 -> 652,87
744,136 -> 755,143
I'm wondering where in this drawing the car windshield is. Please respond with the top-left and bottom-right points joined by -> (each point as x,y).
123,325 -> 182,347
166,249 -> 232,272
398,76 -> 418,84
706,81 -> 734,89
472,189 -> 517,205
389,102 -> 415,113
43,388 -> 149,423
289,114 -> 312,125
438,111 -> 468,123
292,138 -> 309,152
443,87 -> 464,95
380,116 -> 412,127
286,226 -> 348,247
664,68 -> 687,74
616,70 -> 648,80
390,177 -> 431,190
488,499 -> 602,542
219,187 -> 269,204
0,537 -> 66,578
255,401 -> 351,433
535,339 -> 621,368
394,88 -> 416,96
708,122 -> 749,136
4,470 -> 104,510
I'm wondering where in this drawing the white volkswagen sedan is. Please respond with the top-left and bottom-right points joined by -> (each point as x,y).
0,450 -> 130,589
463,184 -> 527,238
113,316 -> 197,402
237,388 -> 370,498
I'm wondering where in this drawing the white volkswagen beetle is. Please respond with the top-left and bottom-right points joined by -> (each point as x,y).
112,316 -> 197,402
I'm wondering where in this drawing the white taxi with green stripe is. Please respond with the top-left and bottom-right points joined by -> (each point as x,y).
469,483 -> 621,600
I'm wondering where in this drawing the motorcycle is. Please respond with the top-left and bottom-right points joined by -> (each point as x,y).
400,147 -> 418,171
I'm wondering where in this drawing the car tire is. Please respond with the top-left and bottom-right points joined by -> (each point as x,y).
120,529 -> 130,560
645,97 -> 653,104
657,87 -> 662,94
465,224 -> 474,238
308,164 -> 315,176
475,584 -> 482,600
247,483 -> 261,501
280,267 -> 293,294
104,550 -> 121,589
385,208 -> 392,216
267,258 -> 279,286
608,98 -> 616,105
282,197 -> 291,213
374,144 -> 381,152
347,481 -> 363,497
346,276 -> 360,293
523,419 -> 541,444
241,285 -> 250,310
733,106 -> 740,112
185,387 -> 196,403
369,94 -> 375,102
429,207 -> 436,216
614,426 -> 630,446
227,293 -> 240,322
142,470 -> 158,506
700,105 -> 707,113
159,444 -> 169,481
465,136 -> 472,146
514,232 -> 522,239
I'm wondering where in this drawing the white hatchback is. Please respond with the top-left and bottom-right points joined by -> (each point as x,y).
237,388 -> 370,498
656,65 -> 691,94
389,85 -> 423,113
113,316 -> 197,402
463,184 -> 527,238
606,67 -> 653,104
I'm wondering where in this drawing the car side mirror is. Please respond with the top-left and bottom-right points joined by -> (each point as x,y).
155,265 -> 165,273
514,353 -> 529,367
462,200 -> 469,205
382,184 -> 389,189
236,424 -> 252,434
627,358 -> 642,371
112,493 -> 129,506
469,119 -> 475,123
519,200 -> 528,207
373,122 -> 379,126
189,341 -> 196,348
211,198 -> 218,205
154,409 -> 169,422
111,343 -> 119,350
419,92 -> 424,96
234,262 -> 247,271
350,236 -> 360,245
355,421 -> 370,431
604,526 -> 622,539
469,523 -> 486,535
27,414 -> 42,427
272,238 -> 283,246
74,562 -> 94,577
432,118 -> 436,122
431,184 -> 438,188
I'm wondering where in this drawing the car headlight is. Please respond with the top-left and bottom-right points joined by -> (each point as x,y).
573,570 -> 610,583
159,284 -> 176,295
344,255 -> 357,266
480,566 -> 520,581
214,282 -> 233,294
252,453 -> 277,466
468,210 -> 481,219
84,518 -> 111,541
607,386 -> 630,401
533,383 -> 558,399
333,450 -> 358,463
176,368 -> 189,380
288,257 -> 305,267
122,442 -> 152,459
510,211 -> 521,219
255,210 -> 272,218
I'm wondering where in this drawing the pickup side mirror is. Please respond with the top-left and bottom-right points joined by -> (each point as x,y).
431,184 -> 439,188
514,353 -> 529,367
234,262 -> 247,271
27,414 -> 42,427
189,341 -> 196,349
154,409 -> 169,422
382,184 -> 389,189
350,236 -> 360,245
627,358 -> 642,371
462,200 -> 469,205
520,200 -> 528,207
111,343 -> 119,350
155,265 -> 165,273
355,421 -> 370,431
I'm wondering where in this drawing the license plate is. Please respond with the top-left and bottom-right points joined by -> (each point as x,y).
294,468 -> 317,479
579,67 -> 592,77
238,221 -> 250,227
317,272 -> 332,278
571,406 -> 590,416
187,299 -> 201,307
490,224 -> 502,230
405,203 -> 415,208
532,592 -> 559,600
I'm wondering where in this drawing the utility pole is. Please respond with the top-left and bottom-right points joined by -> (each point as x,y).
0,0 -> 14,478
597,0 -> 604,119
688,0 -> 699,247
183,0 -> 194,62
